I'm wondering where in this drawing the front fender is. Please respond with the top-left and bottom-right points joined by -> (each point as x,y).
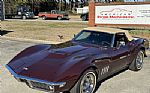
55,57 -> 97,91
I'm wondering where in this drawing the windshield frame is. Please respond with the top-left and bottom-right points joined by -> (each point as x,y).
72,30 -> 115,47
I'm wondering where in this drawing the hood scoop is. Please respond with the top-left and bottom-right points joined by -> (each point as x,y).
48,45 -> 88,58
51,45 -> 87,54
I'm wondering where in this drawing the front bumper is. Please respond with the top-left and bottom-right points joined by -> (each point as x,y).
26,15 -> 34,18
6,65 -> 66,92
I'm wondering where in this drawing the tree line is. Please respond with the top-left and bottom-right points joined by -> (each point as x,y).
5,0 -> 124,15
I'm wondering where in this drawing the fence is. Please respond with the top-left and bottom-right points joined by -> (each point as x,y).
0,0 -> 4,21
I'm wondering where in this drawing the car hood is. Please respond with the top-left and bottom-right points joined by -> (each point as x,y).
7,41 -> 99,82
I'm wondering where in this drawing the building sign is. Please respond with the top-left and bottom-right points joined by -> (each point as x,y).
95,4 -> 150,25
0,0 -> 4,21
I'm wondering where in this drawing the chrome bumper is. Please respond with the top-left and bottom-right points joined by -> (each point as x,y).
6,65 -> 66,92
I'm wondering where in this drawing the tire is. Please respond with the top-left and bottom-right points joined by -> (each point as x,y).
70,69 -> 97,93
42,16 -> 46,20
81,15 -> 87,21
57,16 -> 62,20
22,16 -> 26,20
129,51 -> 144,71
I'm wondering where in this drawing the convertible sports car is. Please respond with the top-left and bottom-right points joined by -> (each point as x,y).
6,27 -> 149,93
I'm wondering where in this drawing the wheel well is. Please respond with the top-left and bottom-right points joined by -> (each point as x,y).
41,15 -> 46,17
82,66 -> 99,79
68,66 -> 98,92
58,16 -> 62,17
140,47 -> 147,57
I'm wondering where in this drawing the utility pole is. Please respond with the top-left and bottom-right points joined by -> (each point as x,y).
0,0 -> 5,21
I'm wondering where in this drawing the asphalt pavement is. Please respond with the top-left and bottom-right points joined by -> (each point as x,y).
5,17 -> 88,23
0,38 -> 150,93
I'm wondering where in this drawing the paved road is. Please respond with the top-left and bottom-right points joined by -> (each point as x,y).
0,38 -> 150,93
5,18 -> 88,23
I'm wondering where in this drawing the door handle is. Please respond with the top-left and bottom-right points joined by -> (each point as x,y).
120,56 -> 127,59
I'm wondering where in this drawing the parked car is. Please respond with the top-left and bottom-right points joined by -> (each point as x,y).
6,27 -> 149,93
5,4 -> 34,19
38,10 -> 69,20
80,12 -> 89,21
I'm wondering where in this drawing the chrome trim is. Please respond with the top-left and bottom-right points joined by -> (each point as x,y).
5,65 -> 66,86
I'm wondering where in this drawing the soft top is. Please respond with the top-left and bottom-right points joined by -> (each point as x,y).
84,27 -> 133,41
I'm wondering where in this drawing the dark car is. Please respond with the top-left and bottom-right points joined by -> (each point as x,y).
5,5 -> 34,19
80,12 -> 89,21
6,27 -> 149,93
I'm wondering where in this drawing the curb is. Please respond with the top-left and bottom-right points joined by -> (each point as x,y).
0,36 -> 61,44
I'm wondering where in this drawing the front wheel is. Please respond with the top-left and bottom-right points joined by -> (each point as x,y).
129,51 -> 144,71
81,15 -> 87,21
22,16 -> 26,20
70,69 -> 97,93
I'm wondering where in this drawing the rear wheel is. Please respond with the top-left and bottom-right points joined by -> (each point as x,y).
70,69 -> 97,93
57,16 -> 62,20
42,16 -> 47,20
129,51 -> 144,71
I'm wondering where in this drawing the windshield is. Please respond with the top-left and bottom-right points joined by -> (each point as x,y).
73,30 -> 113,47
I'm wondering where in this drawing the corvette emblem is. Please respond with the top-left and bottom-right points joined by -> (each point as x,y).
23,67 -> 28,71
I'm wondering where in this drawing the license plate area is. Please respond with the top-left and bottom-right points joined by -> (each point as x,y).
26,80 -> 54,92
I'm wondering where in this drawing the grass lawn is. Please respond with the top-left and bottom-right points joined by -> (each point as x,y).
1,20 -> 150,42
1,21 -> 87,42
129,30 -> 150,39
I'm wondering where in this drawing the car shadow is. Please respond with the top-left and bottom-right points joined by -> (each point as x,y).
0,30 -> 14,36
94,68 -> 128,92
5,18 -> 38,20
42,18 -> 69,20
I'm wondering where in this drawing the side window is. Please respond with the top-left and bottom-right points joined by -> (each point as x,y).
113,33 -> 128,48
51,11 -> 56,14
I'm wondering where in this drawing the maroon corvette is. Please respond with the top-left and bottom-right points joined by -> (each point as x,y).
6,27 -> 149,93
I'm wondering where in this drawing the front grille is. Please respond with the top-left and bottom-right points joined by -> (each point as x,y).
30,81 -> 50,91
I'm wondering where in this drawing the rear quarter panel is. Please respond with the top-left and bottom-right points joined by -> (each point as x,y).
131,38 -> 148,57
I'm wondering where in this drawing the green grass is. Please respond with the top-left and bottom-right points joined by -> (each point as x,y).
129,30 -> 150,35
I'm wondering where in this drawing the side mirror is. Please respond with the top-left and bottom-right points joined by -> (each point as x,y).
119,41 -> 126,47
113,41 -> 126,50
74,34 -> 76,38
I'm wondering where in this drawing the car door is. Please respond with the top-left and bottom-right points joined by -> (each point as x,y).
109,33 -> 130,73
51,10 -> 57,18
110,45 -> 129,73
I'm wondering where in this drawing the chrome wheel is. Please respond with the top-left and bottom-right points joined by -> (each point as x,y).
42,16 -> 46,20
58,16 -> 62,20
80,72 -> 96,93
136,51 -> 144,69
22,16 -> 26,20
